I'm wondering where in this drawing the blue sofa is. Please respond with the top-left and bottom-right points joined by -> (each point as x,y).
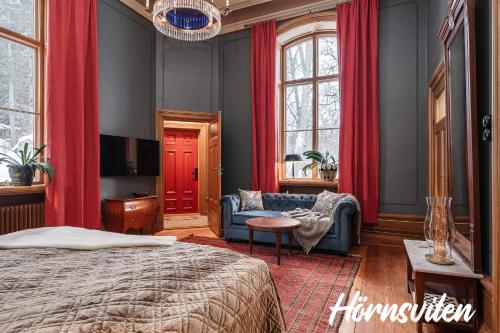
220,193 -> 356,254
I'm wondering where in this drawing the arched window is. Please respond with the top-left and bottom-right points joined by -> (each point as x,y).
278,13 -> 339,181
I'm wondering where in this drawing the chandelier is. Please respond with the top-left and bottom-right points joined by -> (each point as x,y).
152,0 -> 227,42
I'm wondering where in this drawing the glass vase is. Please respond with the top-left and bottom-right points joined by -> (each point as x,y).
426,196 -> 456,265
423,196 -> 433,251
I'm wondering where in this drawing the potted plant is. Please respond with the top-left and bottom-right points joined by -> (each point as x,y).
0,143 -> 55,186
302,150 -> 338,181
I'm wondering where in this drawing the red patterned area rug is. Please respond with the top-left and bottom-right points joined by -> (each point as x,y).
181,236 -> 361,333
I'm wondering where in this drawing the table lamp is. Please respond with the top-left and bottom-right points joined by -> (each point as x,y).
284,154 -> 303,179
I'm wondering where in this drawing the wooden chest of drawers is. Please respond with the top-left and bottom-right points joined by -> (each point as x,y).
103,196 -> 160,234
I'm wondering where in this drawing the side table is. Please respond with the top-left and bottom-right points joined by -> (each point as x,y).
404,239 -> 483,333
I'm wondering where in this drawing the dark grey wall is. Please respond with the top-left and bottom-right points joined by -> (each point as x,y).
98,0 -> 156,199
97,2 -> 492,274
155,34 -> 219,112
96,0 -> 433,211
218,30 -> 253,195
427,0 -> 447,78
378,0 -> 428,215
216,0 -> 432,210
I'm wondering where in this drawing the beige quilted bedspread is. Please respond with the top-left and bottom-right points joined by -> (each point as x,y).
0,242 -> 285,333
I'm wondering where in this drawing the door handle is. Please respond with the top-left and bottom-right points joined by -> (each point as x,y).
192,168 -> 198,181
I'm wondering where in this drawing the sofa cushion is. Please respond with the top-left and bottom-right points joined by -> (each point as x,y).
311,190 -> 337,215
232,210 -> 282,226
239,189 -> 264,211
262,193 -> 317,211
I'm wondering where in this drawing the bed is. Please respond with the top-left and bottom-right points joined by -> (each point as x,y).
0,227 -> 285,333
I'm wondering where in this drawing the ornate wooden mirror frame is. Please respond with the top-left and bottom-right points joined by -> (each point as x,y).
438,0 -> 481,272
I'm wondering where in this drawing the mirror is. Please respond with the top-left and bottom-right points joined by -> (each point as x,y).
448,26 -> 470,242
439,0 -> 481,272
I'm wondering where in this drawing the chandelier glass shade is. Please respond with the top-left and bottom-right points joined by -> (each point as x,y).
153,0 -> 221,41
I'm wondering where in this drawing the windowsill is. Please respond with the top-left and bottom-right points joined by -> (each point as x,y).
0,184 -> 46,196
279,179 -> 338,187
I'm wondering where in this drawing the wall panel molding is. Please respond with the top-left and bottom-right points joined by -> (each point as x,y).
361,214 -> 425,247
98,0 -> 157,199
362,213 -> 470,247
378,0 -> 428,215
157,37 -> 218,113
218,30 -> 252,194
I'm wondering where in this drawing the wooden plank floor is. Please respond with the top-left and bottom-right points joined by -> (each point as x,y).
156,227 -> 218,239
156,227 -> 473,333
338,244 -> 417,333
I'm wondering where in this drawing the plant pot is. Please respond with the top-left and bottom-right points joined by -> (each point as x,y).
328,169 -> 337,181
8,165 -> 35,186
325,163 -> 337,181
319,166 -> 326,180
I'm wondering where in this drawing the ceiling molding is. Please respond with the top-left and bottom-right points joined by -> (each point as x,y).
219,0 -> 347,35
120,0 -> 153,21
120,0 -> 272,20
119,0 -> 349,35
225,0 -> 273,12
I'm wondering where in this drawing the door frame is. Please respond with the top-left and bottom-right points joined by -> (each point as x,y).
428,60 -> 447,197
163,126 -> 205,216
154,109 -> 218,231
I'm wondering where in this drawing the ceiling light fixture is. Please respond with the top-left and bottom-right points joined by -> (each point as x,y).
152,0 -> 230,41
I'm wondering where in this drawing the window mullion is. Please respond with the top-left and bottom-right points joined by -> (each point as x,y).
0,29 -> 41,49
0,107 -> 39,116
312,35 -> 319,179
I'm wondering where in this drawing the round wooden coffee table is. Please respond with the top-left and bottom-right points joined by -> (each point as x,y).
246,217 -> 301,265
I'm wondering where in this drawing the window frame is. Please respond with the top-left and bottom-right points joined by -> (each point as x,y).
0,0 -> 46,189
279,28 -> 339,183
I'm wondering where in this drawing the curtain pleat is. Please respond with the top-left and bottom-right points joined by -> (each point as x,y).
45,0 -> 100,229
337,0 -> 380,224
251,20 -> 279,193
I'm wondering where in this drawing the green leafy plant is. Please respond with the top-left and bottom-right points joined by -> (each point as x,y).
0,143 -> 55,181
302,150 -> 337,176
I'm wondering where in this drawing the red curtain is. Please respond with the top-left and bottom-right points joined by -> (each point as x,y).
251,20 -> 279,193
45,0 -> 100,229
337,0 -> 379,224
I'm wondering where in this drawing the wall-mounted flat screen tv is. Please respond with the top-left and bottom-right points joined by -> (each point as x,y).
100,134 -> 159,177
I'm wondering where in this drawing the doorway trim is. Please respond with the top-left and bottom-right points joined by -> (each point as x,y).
154,109 -> 216,231
163,124 -> 207,216
428,60 -> 447,197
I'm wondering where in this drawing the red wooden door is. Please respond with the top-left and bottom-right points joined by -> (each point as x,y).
164,129 -> 199,214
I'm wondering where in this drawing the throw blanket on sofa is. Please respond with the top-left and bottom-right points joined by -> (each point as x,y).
281,194 -> 361,254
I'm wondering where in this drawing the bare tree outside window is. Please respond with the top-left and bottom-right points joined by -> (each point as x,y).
282,33 -> 340,179
0,0 -> 42,183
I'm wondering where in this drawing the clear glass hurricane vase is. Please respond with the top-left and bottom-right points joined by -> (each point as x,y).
426,196 -> 457,265
423,196 -> 433,251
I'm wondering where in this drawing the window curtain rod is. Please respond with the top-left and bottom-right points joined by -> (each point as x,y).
243,0 -> 351,28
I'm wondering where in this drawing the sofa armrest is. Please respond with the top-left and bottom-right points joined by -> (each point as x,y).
220,195 -> 240,232
329,201 -> 356,253
220,194 -> 240,214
